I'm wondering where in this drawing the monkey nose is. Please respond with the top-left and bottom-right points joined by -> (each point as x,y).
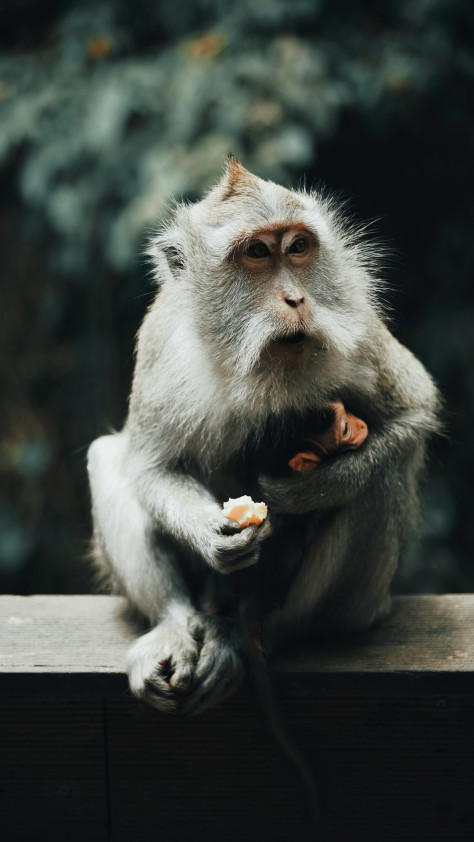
284,292 -> 305,309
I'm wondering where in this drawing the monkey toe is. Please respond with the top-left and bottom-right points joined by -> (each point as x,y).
143,677 -> 177,713
180,640 -> 244,715
181,665 -> 242,715
158,656 -> 174,684
167,655 -> 198,692
187,612 -> 207,643
127,621 -> 201,711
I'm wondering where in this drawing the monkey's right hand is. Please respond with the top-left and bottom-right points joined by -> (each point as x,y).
199,512 -> 272,574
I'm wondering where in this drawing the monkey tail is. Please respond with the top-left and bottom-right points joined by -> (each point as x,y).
240,599 -> 322,826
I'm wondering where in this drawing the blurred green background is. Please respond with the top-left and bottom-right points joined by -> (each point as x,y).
1,0 -> 473,595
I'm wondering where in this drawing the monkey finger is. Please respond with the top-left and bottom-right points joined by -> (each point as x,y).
220,521 -> 269,561
252,515 -> 273,540
220,518 -> 241,535
155,641 -> 200,692
225,523 -> 260,546
217,547 -> 260,574
128,651 -> 176,709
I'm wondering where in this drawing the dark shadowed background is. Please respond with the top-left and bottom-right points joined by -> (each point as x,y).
1,0 -> 473,596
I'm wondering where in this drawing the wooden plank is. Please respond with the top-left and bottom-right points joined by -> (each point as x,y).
4,690 -> 473,841
0,697 -> 108,842
1,595 -> 474,841
279,593 -> 474,696
106,693 -> 474,842
0,594 -> 132,695
1,595 -> 474,695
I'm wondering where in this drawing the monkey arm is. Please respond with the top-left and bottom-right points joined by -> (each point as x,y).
128,452 -> 272,573
259,411 -> 429,515
263,326 -> 440,515
88,433 -> 196,624
132,459 -> 221,539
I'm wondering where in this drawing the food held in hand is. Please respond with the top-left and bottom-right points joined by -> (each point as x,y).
222,495 -> 268,529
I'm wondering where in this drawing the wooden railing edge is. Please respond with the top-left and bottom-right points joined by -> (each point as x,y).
1,593 -> 474,697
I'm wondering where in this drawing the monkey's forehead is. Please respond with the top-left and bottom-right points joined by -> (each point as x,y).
187,183 -> 334,247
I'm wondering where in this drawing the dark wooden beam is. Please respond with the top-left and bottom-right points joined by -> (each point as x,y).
1,595 -> 474,841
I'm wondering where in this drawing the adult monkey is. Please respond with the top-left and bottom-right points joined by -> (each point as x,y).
88,157 -> 439,716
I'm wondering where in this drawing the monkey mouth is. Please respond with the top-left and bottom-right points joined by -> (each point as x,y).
272,330 -> 307,347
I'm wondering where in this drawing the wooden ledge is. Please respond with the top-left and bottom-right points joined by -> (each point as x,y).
2,594 -> 474,840
1,594 -> 474,697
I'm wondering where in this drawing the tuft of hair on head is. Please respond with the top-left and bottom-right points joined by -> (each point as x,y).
222,154 -> 252,198
204,154 -> 262,204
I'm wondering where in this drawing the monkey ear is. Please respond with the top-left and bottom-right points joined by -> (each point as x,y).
161,245 -> 185,273
148,231 -> 185,284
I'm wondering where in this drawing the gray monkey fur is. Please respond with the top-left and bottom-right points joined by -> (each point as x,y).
87,158 -> 440,715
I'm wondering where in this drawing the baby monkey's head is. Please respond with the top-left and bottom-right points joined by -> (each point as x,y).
149,157 -> 381,380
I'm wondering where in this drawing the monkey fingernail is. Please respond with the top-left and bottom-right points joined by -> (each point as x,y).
220,519 -> 241,534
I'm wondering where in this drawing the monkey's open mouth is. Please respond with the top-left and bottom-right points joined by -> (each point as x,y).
273,330 -> 306,346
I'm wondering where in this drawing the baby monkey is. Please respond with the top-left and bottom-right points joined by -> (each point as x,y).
88,157 -> 439,719
288,400 -> 368,473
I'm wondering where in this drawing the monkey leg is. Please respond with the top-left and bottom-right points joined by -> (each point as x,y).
88,433 -> 205,711
264,491 -> 402,650
88,433 -> 247,712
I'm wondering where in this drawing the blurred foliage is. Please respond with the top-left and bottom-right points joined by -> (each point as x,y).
0,0 -> 473,593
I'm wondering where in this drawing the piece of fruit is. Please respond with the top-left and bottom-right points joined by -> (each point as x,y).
222,495 -> 268,529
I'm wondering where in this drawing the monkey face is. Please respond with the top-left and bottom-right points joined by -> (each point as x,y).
149,157 -> 381,379
231,223 -> 319,363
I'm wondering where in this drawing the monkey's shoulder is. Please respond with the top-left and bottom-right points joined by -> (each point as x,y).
358,324 -> 440,419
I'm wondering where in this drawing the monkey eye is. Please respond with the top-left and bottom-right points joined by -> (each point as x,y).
288,237 -> 308,255
246,241 -> 270,259
341,420 -> 349,437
